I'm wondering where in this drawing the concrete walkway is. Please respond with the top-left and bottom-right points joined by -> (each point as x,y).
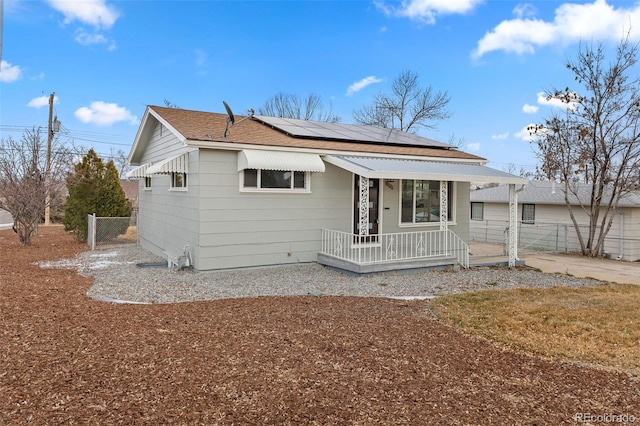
469,242 -> 640,285
524,253 -> 640,285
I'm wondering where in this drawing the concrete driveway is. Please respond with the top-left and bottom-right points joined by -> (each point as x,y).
470,242 -> 640,285
524,253 -> 640,285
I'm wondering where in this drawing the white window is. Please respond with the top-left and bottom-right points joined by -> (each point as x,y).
242,169 -> 309,192
401,180 -> 453,224
171,172 -> 187,190
144,176 -> 152,189
471,202 -> 484,220
522,204 -> 535,224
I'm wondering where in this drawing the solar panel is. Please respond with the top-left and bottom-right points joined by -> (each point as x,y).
254,115 -> 452,149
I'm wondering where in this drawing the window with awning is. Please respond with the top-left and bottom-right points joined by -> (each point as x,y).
125,163 -> 150,179
145,153 -> 189,175
237,149 -> 325,173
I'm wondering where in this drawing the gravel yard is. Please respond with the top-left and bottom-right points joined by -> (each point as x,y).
63,244 -> 606,304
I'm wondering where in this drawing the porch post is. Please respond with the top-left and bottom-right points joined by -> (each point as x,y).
439,180 -> 448,231
508,183 -> 518,267
359,175 -> 369,236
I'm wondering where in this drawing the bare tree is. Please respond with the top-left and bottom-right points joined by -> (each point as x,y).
446,134 -> 466,149
258,92 -> 340,122
163,99 -> 180,109
0,129 -> 78,244
109,148 -> 131,179
352,70 -> 451,133
529,34 -> 640,257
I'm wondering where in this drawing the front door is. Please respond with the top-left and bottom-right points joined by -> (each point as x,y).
353,175 -> 380,242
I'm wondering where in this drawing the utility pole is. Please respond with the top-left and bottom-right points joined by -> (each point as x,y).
45,92 -> 57,226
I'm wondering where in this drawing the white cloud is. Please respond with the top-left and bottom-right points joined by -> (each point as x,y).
27,95 -> 58,109
522,104 -> 538,114
74,28 -> 106,45
466,142 -> 481,151
0,60 -> 23,83
75,101 -> 137,126
473,0 -> 640,58
376,0 -> 483,24
346,76 -> 383,96
513,3 -> 537,19
491,132 -> 509,140
47,0 -> 119,29
537,91 -> 579,110
514,124 -> 539,141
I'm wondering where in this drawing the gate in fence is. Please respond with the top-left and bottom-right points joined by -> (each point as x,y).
87,213 -> 138,250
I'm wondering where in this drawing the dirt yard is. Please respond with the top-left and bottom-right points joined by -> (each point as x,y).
1,227 -> 638,425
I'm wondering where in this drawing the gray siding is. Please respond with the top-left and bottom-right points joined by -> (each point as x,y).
137,121 -> 200,262
196,152 -> 352,270
137,125 -> 475,270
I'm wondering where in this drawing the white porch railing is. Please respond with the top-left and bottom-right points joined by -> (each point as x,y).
320,228 -> 469,268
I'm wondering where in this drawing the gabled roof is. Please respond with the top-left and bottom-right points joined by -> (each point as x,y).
129,105 -> 487,165
471,180 -> 640,207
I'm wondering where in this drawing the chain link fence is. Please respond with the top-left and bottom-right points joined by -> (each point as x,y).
87,212 -> 138,250
470,219 -> 640,260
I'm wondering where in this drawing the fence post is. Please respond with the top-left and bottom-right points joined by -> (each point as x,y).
87,213 -> 96,250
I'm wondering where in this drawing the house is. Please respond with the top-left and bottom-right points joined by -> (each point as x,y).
119,179 -> 139,210
126,105 -> 526,273
0,208 -> 13,230
470,180 -> 640,261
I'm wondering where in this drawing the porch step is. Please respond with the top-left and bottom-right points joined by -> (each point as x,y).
317,253 -> 459,275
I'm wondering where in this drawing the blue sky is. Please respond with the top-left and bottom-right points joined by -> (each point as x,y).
1,0 -> 639,174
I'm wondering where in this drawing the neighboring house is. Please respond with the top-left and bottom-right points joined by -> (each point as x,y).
119,179 -> 139,210
0,208 -> 13,230
470,180 -> 640,261
127,105 -> 526,273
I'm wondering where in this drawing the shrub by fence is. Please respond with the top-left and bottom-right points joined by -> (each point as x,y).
87,213 -> 137,250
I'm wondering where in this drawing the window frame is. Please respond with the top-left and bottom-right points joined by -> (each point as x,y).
399,180 -> 455,226
522,203 -> 535,224
240,168 -> 311,193
143,176 -> 152,190
470,202 -> 484,221
170,172 -> 188,191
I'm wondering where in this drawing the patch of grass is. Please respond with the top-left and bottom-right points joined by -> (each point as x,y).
431,284 -> 640,373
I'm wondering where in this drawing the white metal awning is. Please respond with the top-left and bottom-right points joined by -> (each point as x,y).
125,163 -> 150,179
238,149 -> 326,172
145,153 -> 189,175
324,155 -> 528,184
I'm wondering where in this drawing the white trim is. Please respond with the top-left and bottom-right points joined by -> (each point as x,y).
398,180 -> 456,226
239,169 -> 311,193
237,149 -> 325,172
185,140 -> 490,165
170,171 -> 188,190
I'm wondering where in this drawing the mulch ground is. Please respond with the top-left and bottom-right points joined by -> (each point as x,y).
1,227 -> 638,425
